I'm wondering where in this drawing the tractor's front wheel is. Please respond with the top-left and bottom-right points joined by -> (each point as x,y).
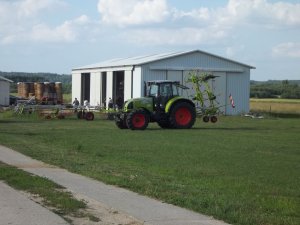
169,102 -> 196,129
126,110 -> 149,130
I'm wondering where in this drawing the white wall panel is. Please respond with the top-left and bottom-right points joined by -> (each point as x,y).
72,72 -> 82,105
133,67 -> 142,98
90,72 -> 101,106
106,71 -> 113,108
124,70 -> 132,101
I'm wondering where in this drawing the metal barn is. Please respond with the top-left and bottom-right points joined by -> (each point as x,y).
72,50 -> 255,115
0,75 -> 13,106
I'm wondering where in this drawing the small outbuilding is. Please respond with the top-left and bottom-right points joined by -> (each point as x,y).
0,75 -> 13,106
72,50 -> 255,115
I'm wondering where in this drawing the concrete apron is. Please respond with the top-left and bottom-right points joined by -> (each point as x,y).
0,145 -> 230,225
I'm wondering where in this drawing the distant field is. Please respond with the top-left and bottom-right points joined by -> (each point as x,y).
250,98 -> 300,115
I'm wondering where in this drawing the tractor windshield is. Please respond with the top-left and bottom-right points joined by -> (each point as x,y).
148,82 -> 180,97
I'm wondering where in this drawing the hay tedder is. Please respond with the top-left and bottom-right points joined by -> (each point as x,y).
14,98 -> 95,121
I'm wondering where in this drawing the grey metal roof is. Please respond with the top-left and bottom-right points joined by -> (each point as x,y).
73,50 -> 255,71
0,75 -> 13,83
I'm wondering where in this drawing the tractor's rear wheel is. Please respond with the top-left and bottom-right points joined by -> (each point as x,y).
169,102 -> 196,129
126,110 -> 149,130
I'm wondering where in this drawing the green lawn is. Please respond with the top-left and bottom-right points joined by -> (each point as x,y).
0,113 -> 299,225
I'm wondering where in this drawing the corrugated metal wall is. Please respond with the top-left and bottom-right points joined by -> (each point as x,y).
148,51 -> 246,71
226,71 -> 250,115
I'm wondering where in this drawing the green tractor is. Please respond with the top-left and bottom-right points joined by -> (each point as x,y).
115,80 -> 196,130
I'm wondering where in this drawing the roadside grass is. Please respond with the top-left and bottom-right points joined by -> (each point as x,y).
0,114 -> 299,225
0,162 -> 87,219
250,98 -> 300,116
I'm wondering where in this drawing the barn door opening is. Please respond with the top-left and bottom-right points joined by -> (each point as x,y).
81,73 -> 90,104
113,71 -> 124,108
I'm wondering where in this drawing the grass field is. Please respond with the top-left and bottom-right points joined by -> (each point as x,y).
0,113 -> 299,225
250,98 -> 300,115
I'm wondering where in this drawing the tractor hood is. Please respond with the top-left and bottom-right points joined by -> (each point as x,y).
123,97 -> 153,112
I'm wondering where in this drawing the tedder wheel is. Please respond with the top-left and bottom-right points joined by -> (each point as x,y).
203,116 -> 210,123
126,109 -> 149,130
210,115 -> 218,123
85,112 -> 94,121
115,118 -> 128,129
169,102 -> 196,129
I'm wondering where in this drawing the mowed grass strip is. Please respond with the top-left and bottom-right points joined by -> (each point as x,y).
0,162 -> 86,217
0,114 -> 299,225
250,98 -> 300,114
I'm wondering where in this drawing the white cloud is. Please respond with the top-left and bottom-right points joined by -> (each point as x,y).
0,0 -> 95,44
171,0 -> 300,29
97,0 -> 169,26
272,42 -> 300,58
17,0 -> 67,17
124,27 -> 227,46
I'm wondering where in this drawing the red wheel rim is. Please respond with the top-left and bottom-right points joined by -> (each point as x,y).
132,114 -> 146,128
175,107 -> 191,126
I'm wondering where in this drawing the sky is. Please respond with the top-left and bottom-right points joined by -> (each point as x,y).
0,0 -> 299,81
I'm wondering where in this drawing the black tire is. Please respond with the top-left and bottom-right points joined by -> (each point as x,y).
85,112 -> 94,121
169,102 -> 196,129
115,118 -> 128,129
157,113 -> 171,128
210,116 -> 218,123
203,116 -> 210,123
126,109 -> 149,130
157,120 -> 171,128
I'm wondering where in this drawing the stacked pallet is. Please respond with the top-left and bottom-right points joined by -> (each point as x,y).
17,82 -> 63,104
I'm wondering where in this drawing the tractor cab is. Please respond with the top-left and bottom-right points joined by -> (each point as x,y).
146,81 -> 188,110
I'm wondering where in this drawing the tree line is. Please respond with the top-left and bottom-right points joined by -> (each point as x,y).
2,71 -> 300,99
250,80 -> 300,99
1,71 -> 72,94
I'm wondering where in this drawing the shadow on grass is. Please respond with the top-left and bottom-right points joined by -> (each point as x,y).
0,120 -> 37,124
144,127 -> 262,131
